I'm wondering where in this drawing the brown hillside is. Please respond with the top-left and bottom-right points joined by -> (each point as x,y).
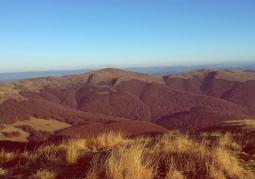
156,110 -> 253,131
0,68 -> 255,142
55,119 -> 169,138
165,69 -> 255,114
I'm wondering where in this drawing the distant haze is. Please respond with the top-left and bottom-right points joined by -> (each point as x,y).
1,62 -> 255,82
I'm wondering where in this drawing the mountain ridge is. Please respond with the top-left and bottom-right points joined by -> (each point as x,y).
1,61 -> 255,82
0,68 -> 255,142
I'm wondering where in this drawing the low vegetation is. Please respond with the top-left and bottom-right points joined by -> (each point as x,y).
1,120 -> 255,178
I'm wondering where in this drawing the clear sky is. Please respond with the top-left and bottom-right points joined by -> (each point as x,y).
0,0 -> 255,72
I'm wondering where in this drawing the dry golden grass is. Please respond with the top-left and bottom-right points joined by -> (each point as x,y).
65,138 -> 86,164
212,147 -> 244,178
0,167 -> 8,176
104,143 -> 154,179
0,149 -> 18,165
0,129 -> 255,178
201,120 -> 255,151
86,131 -> 127,151
85,132 -> 254,179
164,157 -> 187,179
86,142 -> 155,179
32,169 -> 57,179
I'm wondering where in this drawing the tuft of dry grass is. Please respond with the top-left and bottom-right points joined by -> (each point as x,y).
0,129 -> 255,178
164,157 -> 184,179
105,143 -> 155,179
212,147 -> 244,178
0,167 -> 8,176
0,149 -> 18,165
86,131 -> 127,151
217,132 -> 242,151
86,142 -> 156,179
153,133 -> 205,153
65,138 -> 87,164
32,169 -> 57,179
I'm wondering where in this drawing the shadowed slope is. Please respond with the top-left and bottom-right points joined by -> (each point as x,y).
165,69 -> 255,114
156,110 -> 253,131
55,119 -> 169,138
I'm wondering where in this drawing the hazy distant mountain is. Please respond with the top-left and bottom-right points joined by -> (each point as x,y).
0,69 -> 96,82
125,62 -> 255,75
244,69 -> 255,72
0,62 -> 255,82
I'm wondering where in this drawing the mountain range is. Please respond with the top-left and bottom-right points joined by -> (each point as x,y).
0,68 -> 255,142
1,62 -> 255,82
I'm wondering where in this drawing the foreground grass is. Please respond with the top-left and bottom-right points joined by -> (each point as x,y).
1,126 -> 255,178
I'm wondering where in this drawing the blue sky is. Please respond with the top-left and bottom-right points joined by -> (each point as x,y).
0,0 -> 255,72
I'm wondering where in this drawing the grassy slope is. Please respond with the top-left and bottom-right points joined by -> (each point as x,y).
1,120 -> 255,179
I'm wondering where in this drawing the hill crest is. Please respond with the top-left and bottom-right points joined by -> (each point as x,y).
0,68 -> 255,141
